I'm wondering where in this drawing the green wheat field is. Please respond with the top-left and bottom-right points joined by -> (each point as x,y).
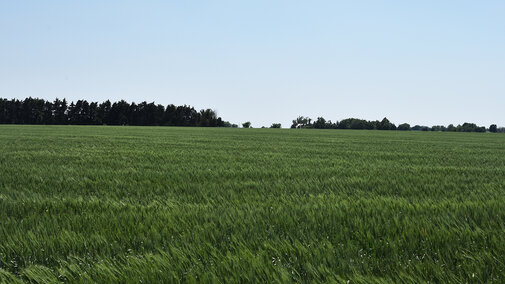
1,125 -> 504,283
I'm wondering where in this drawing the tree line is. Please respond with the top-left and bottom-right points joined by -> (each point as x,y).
0,97 -> 236,127
290,116 -> 504,133
1,97 -> 502,132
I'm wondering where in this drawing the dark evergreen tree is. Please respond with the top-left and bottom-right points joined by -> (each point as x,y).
53,98 -> 68,124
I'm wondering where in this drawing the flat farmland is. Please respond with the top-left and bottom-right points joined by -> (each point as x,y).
1,125 -> 505,283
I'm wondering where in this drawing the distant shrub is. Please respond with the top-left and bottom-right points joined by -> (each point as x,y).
490,124 -> 498,133
398,123 -> 411,131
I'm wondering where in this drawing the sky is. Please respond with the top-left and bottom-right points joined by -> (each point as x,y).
1,1 -> 504,128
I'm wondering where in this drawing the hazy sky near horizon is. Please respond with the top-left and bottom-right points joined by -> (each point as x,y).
1,1 -> 504,127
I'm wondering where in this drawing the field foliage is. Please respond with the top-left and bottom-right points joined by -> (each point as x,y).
1,126 -> 504,283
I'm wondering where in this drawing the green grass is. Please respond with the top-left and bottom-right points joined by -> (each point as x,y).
1,125 -> 505,283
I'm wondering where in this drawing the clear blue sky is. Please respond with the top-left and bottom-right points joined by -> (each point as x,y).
1,1 -> 504,127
